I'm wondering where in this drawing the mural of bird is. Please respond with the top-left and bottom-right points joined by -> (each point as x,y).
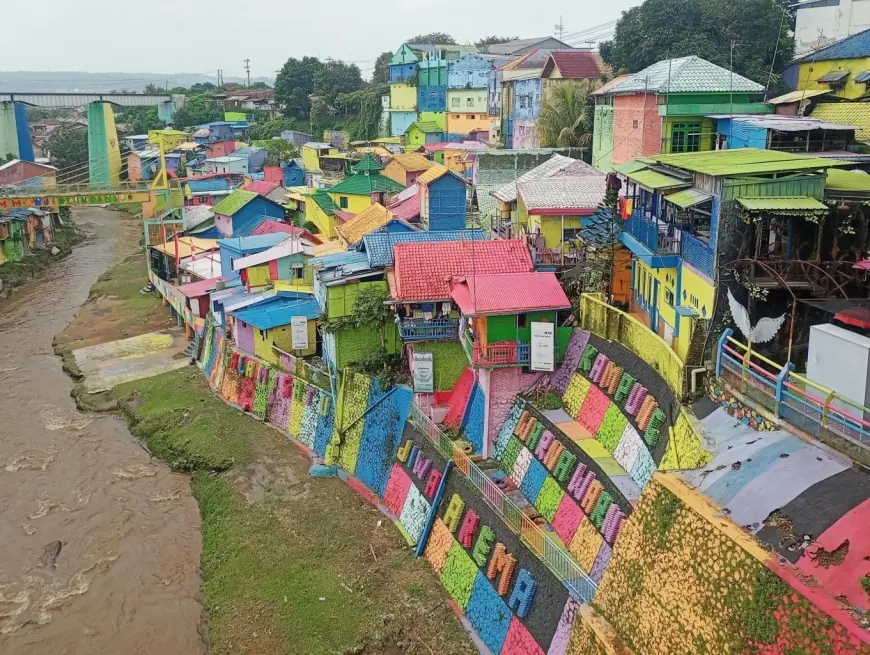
727,289 -> 786,345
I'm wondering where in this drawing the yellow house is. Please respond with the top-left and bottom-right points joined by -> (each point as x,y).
325,155 -> 405,213
301,142 -> 337,172
390,84 -> 417,111
516,176 -> 606,250
304,190 -> 339,238
446,113 -> 491,136
787,30 -> 870,100
383,153 -> 434,186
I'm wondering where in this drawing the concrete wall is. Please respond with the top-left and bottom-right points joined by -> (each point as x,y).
87,102 -> 122,184
612,94 -> 662,166
448,89 -> 489,114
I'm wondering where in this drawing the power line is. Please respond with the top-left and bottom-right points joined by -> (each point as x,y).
560,20 -> 618,41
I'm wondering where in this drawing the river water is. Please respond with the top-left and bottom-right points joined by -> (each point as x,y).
0,209 -> 205,654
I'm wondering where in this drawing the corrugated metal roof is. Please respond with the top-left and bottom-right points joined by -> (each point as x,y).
450,271 -> 570,315
626,169 -> 692,191
612,160 -> 649,175
230,296 -> 321,330
492,155 -> 594,202
248,219 -> 322,244
152,236 -> 218,259
817,70 -> 850,83
187,179 -> 231,193
217,233 -> 287,252
605,56 -> 764,95
649,148 -> 846,176
591,74 -> 630,96
793,28 -> 870,63
335,203 -> 398,245
518,177 -> 607,212
766,89 -> 830,105
710,114 -> 854,132
176,276 -> 225,298
665,188 -> 713,208
212,189 -> 257,216
423,141 -> 488,153
813,102 -> 870,141
244,180 -> 279,196
232,237 -> 313,271
387,193 -> 421,222
406,121 -> 443,134
392,239 -> 533,301
826,168 -> 870,192
360,229 -> 487,268
310,250 -> 373,285
302,142 -> 335,149
736,196 -> 828,211
351,154 -> 385,172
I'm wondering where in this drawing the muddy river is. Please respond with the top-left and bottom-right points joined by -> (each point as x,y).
0,209 -> 205,654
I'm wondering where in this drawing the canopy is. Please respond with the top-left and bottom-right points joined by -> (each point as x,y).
736,196 -> 827,212
626,169 -> 691,191
665,188 -> 713,209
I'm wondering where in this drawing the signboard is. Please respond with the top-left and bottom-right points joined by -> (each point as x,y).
413,352 -> 434,393
291,316 -> 309,350
530,322 -> 555,372
0,191 -> 151,210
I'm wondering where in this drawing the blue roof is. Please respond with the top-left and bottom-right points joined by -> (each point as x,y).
794,28 -> 870,63
310,250 -> 374,284
217,233 -> 287,252
359,229 -> 487,268
229,295 -> 321,330
232,146 -> 265,159
187,179 -> 231,192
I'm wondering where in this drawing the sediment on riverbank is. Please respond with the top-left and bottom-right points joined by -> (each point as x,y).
0,220 -> 86,296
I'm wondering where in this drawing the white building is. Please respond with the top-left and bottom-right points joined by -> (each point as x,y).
795,0 -> 870,55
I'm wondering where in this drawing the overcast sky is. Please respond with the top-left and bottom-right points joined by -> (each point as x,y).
3,0 -> 637,79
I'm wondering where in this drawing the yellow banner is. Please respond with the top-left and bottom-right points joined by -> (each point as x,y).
0,191 -> 151,210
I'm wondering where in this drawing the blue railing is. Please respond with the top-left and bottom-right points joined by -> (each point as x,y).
399,318 -> 459,341
624,211 -> 681,255
517,341 -> 530,364
681,232 -> 715,279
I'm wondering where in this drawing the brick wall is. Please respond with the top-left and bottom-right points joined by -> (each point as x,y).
612,94 -> 662,166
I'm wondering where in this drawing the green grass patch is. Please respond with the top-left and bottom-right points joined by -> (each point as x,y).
89,253 -> 162,322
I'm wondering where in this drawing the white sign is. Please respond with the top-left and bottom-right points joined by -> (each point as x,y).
290,316 -> 309,350
530,322 -> 555,372
413,352 -> 434,393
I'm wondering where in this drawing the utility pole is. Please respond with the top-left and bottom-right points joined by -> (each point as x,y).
217,69 -> 223,87
244,59 -> 251,87
555,16 -> 566,40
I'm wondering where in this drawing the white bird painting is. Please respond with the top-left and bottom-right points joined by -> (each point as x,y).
727,288 -> 786,345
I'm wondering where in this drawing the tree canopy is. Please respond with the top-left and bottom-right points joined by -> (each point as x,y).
274,56 -> 323,120
172,94 -> 222,128
599,0 -> 793,89
538,82 -> 595,148
407,32 -> 457,45
475,36 -> 518,51
45,127 -> 88,177
371,51 -> 393,85
245,117 -> 297,141
313,59 -> 363,107
252,139 -> 299,167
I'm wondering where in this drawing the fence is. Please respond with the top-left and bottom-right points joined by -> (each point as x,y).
716,329 -> 870,456
399,318 -> 459,341
579,293 -> 686,399
408,402 -> 598,603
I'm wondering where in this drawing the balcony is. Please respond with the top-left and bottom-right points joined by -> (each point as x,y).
621,211 -> 682,268
680,232 -> 715,279
463,332 -> 518,366
399,318 -> 459,341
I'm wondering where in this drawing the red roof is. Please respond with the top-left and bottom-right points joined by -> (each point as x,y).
249,219 -> 323,244
177,276 -> 226,299
547,51 -> 602,79
245,180 -> 280,197
334,210 -> 356,223
449,272 -> 570,316
388,193 -> 421,221
392,239 -> 533,302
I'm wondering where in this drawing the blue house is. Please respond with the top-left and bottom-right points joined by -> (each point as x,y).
418,166 -> 468,231
212,189 -> 286,237
448,54 -> 491,90
418,86 -> 447,112
217,233 -> 288,279
391,111 -> 417,137
229,146 -> 267,174
282,160 -> 305,187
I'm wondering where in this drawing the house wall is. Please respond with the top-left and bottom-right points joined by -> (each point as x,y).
390,63 -> 417,84
661,116 -> 717,154
390,84 -> 417,111
717,117 -> 768,149
612,93 -> 663,166
795,0 -> 870,55
391,111 -> 416,137
447,89 -> 489,114
512,119 -> 540,150
305,199 -> 336,238
592,103 -> 615,172
301,146 -> 324,172
418,86 -> 447,112
208,141 -> 237,158
235,319 -> 256,355
327,191 -> 371,214
383,160 -> 412,186
446,113 -> 490,136
411,341 -> 467,391
418,61 -> 448,87
488,69 -> 503,117
513,79 -> 542,120
246,263 -> 271,289
426,174 -> 467,231
796,57 -> 870,100
633,260 -> 679,341
447,55 -> 490,90
419,111 -> 447,130
270,320 -> 317,358
0,160 -> 56,187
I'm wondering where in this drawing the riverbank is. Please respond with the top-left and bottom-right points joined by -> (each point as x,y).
0,219 -> 86,296
58,250 -> 476,653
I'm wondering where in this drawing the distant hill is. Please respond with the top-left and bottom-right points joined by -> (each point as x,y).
0,71 -> 273,93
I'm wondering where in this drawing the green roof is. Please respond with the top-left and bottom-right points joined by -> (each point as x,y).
351,154 -> 385,173
626,169 -> 691,191
212,189 -> 257,216
327,171 -> 406,196
311,190 -> 338,216
406,121 -> 443,135
737,196 -> 827,211
649,148 -> 847,177
666,188 -> 713,208
826,168 -> 870,192
613,160 -> 648,176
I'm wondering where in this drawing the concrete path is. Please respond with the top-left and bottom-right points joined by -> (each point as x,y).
72,328 -> 191,393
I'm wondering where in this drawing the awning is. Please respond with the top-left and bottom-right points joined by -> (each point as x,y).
613,160 -> 648,176
736,196 -> 828,212
766,89 -> 829,105
855,71 -> 870,83
817,70 -> 849,84
826,169 -> 870,193
626,169 -> 691,191
665,188 -> 712,209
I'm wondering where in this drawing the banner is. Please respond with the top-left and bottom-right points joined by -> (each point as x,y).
290,316 -> 308,350
531,322 -> 555,372
413,352 -> 434,393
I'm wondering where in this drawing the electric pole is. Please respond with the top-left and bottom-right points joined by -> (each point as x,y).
244,59 -> 251,87
217,69 -> 223,87
555,16 -> 565,40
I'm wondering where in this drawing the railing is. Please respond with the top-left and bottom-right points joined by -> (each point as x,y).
681,232 -> 715,279
580,293 -> 687,398
0,181 -> 156,196
716,329 -> 870,455
624,211 -> 681,256
463,332 -> 518,366
407,402 -> 598,603
399,318 -> 459,341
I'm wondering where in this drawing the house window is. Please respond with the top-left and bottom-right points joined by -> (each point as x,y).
452,114 -> 460,119
671,122 -> 702,153
339,196 -> 348,209
467,98 -> 474,107
452,97 -> 460,107
664,289 -> 674,307
469,114 -> 475,120
517,314 -> 528,328
633,119 -> 639,129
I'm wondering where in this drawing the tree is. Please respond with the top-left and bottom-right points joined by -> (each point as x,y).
143,83 -> 164,94
274,56 -> 323,119
407,32 -> 457,45
309,100 -> 327,138
475,35 -> 518,51
599,0 -> 794,87
371,51 -> 393,85
45,127 -> 88,176
191,82 -> 216,92
175,158 -> 188,179
245,117 -> 297,141
117,106 -> 164,134
538,82 -> 595,148
252,139 -> 298,166
172,94 -> 222,127
314,59 -> 363,107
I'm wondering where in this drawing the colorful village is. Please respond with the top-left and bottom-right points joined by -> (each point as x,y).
6,17 -> 870,655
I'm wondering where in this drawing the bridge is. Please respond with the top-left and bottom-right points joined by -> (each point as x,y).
0,92 -> 187,186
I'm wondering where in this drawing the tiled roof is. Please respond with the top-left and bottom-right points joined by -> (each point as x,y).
327,172 -> 405,196
590,74 -> 630,96
310,190 -> 338,216
186,179 -> 230,193
793,28 -> 870,63
518,176 -> 607,213
361,229 -> 486,268
248,218 -> 323,244
406,121 -> 443,134
212,189 -> 258,216
387,192 -> 420,222
450,272 -> 570,315
351,154 -> 385,172
545,51 -> 603,79
388,153 -> 435,172
392,239 -> 533,301
417,163 -> 454,186
492,155 -> 595,202
244,180 -> 280,197
335,203 -> 396,245
606,56 -> 764,94
813,102 -> 870,141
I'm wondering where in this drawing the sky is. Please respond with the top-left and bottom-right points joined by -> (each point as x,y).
3,0 -> 637,80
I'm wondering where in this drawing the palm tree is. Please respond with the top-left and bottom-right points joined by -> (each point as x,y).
538,81 -> 595,148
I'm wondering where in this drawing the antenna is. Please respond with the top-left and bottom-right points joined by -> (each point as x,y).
555,16 -> 566,40
244,59 -> 251,87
